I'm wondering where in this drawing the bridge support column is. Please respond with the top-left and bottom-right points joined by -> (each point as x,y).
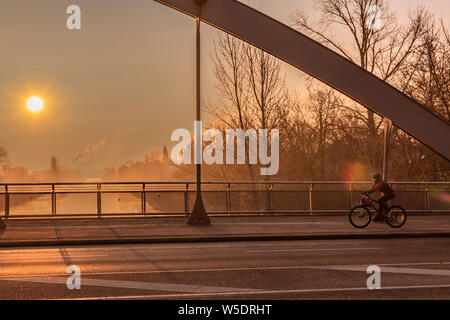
383,118 -> 393,181
188,17 -> 210,226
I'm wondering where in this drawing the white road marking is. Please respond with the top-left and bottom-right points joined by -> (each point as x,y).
380,262 -> 450,266
313,265 -> 450,276
0,254 -> 107,260
0,242 -> 382,257
247,247 -> 381,253
1,276 -> 261,294
0,241 -> 365,253
1,262 -> 449,278
64,283 -> 450,300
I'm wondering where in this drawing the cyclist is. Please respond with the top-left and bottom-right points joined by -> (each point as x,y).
366,173 -> 395,222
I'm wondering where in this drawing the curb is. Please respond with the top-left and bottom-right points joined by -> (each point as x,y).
1,232 -> 450,248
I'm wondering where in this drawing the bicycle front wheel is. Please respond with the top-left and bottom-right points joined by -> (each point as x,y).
386,206 -> 407,228
349,205 -> 372,228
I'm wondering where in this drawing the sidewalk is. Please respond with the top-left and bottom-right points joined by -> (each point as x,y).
0,215 -> 449,247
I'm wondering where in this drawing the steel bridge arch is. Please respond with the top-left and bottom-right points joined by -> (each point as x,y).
155,0 -> 450,160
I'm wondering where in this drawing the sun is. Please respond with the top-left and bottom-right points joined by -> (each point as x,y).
26,96 -> 44,113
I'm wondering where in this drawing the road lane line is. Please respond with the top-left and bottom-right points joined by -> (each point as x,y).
63,283 -> 450,300
1,276 -> 262,294
0,242 -> 362,252
313,266 -> 450,276
1,262 -> 449,278
0,254 -> 107,260
247,247 -> 381,253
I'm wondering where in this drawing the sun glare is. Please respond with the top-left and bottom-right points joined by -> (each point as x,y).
26,96 -> 44,113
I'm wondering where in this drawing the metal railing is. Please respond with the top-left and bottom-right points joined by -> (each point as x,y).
0,181 -> 448,219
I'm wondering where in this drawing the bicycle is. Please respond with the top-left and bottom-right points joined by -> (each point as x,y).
349,193 -> 407,229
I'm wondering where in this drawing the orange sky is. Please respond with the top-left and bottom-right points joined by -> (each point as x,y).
0,0 -> 448,178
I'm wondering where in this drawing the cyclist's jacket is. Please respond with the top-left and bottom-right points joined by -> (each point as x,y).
368,181 -> 395,196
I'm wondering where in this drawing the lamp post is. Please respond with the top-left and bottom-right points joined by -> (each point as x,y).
188,12 -> 210,225
382,118 -> 392,181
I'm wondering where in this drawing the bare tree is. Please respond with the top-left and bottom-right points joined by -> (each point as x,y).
204,3 -> 447,182
208,34 -> 289,132
304,88 -> 341,179
207,33 -> 290,182
279,96 -> 315,179
290,0 -> 427,138
245,46 -> 289,131
389,18 -> 450,180
399,18 -> 450,121
289,0 -> 430,177
209,35 -> 250,131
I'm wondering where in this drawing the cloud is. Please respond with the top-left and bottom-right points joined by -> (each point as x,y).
73,138 -> 108,162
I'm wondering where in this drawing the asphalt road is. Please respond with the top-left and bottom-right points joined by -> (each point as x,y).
3,216 -> 450,246
0,238 -> 449,300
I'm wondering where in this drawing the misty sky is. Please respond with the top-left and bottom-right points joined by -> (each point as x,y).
0,0 -> 448,178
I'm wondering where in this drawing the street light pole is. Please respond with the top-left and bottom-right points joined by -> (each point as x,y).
383,118 -> 392,181
188,17 -> 210,225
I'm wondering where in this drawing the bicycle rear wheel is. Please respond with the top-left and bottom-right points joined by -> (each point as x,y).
349,205 -> 372,228
386,205 -> 407,228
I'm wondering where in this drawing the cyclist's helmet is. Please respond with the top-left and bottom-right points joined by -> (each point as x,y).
372,173 -> 382,181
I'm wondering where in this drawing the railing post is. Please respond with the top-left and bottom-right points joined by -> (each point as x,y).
4,185 -> 9,218
184,183 -> 189,216
348,183 -> 353,210
97,183 -> 102,218
269,183 -> 273,214
309,183 -> 313,216
141,183 -> 146,215
227,183 -> 231,215
52,184 -> 56,217
425,184 -> 430,213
